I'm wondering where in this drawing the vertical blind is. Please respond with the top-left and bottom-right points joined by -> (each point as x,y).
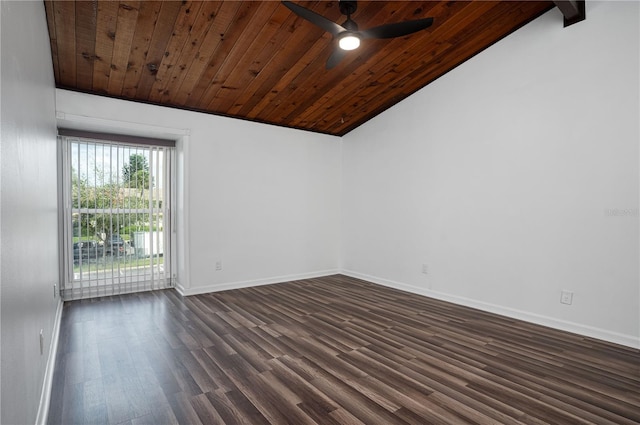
60,134 -> 175,300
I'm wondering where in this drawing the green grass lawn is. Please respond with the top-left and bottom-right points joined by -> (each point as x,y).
73,255 -> 163,273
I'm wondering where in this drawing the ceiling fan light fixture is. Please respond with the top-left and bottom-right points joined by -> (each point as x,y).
338,33 -> 360,50
282,1 -> 434,69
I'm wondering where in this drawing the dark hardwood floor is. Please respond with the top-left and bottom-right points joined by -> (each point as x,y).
48,274 -> 640,425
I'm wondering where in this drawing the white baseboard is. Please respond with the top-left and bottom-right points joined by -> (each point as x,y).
175,280 -> 188,296
36,299 -> 64,425
176,269 -> 341,296
341,270 -> 640,349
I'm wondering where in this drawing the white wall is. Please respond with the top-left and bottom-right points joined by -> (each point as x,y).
56,90 -> 342,294
1,1 -> 62,424
342,2 -> 640,348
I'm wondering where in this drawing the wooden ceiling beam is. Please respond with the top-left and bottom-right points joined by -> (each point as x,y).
553,0 -> 585,27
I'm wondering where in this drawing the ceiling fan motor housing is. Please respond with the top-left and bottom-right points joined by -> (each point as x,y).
342,18 -> 358,32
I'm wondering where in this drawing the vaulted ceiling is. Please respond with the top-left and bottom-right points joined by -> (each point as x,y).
44,1 -> 563,136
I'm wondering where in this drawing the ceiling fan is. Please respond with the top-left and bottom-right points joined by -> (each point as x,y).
282,0 -> 434,69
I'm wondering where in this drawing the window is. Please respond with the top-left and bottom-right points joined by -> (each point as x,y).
59,131 -> 176,300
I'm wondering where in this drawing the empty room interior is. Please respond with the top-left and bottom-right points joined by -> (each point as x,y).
1,1 -> 639,424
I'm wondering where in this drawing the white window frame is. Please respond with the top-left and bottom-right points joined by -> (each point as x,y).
58,132 -> 177,300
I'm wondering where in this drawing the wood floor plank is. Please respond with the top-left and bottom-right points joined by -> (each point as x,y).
190,392 -> 227,424
168,391 -> 204,425
48,275 -> 640,425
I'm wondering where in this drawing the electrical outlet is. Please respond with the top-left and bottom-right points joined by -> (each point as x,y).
560,290 -> 573,305
39,329 -> 44,355
422,263 -> 428,274
215,260 -> 223,271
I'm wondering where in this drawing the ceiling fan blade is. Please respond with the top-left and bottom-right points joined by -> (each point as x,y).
282,1 -> 346,36
360,17 -> 434,39
326,48 -> 347,69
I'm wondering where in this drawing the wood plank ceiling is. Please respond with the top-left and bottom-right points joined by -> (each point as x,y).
44,1 -> 555,136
